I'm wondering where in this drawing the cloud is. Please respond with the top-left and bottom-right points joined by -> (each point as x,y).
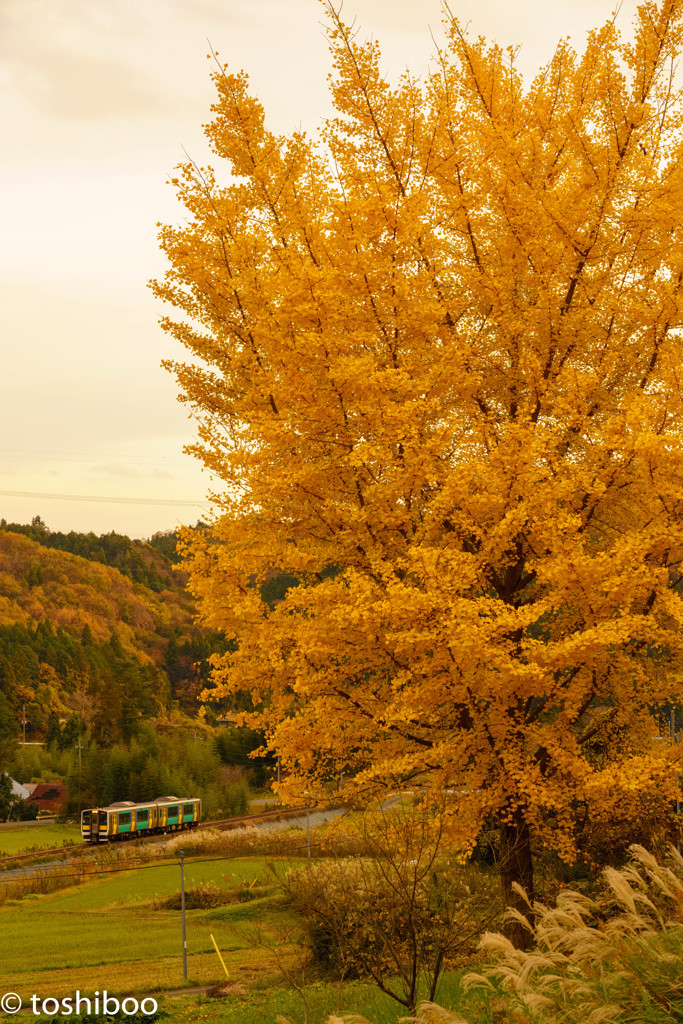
0,0 -> 181,119
11,49 -> 171,120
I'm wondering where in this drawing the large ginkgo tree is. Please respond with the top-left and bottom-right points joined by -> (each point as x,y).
154,0 -> 683,944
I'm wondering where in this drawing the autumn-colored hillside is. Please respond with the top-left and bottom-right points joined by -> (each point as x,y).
0,528 -> 193,659
0,523 -> 231,750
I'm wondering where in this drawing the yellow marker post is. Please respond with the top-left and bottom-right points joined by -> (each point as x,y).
210,933 -> 230,979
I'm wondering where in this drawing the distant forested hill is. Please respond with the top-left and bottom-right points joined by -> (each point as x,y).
0,517 -> 181,591
0,521 -> 231,752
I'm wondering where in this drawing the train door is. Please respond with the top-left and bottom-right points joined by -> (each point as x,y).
98,809 -> 109,842
81,808 -> 93,842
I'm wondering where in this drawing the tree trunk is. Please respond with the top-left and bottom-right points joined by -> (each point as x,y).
500,807 -> 535,949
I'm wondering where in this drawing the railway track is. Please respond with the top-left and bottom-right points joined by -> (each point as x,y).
0,804 -> 309,867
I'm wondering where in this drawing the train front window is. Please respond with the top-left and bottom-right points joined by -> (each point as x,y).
82,810 -> 91,826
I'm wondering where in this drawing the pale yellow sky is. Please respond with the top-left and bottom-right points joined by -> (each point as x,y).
0,0 -> 639,538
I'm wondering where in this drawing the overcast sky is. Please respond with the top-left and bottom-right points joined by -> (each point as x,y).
0,0 -> 642,539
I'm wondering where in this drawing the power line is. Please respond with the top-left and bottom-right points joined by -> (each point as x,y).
0,450 -> 191,462
0,489 -> 209,508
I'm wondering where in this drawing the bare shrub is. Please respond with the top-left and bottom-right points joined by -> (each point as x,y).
151,879 -> 231,909
151,876 -> 270,909
282,805 -> 499,1013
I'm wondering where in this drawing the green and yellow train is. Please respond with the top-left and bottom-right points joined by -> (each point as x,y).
81,795 -> 201,843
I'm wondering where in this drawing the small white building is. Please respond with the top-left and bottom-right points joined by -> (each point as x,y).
10,779 -> 30,801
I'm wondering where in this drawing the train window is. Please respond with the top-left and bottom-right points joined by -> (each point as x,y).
82,810 -> 91,824
99,811 -> 108,824
118,813 -> 131,825
183,803 -> 194,815
136,809 -> 149,822
167,805 -> 178,816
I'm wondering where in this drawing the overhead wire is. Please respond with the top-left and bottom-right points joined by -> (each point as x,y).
0,450 -> 191,462
0,489 -> 208,508
0,445 -> 209,507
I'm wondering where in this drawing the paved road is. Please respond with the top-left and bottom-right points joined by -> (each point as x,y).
254,807 -> 345,830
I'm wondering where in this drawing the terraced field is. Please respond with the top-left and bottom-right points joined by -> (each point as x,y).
1,856 -> 299,1003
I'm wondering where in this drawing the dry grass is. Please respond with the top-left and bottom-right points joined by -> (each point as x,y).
163,826 -> 314,858
159,822 -> 369,860
464,843 -> 683,1023
277,844 -> 683,1024
3,945 -> 296,1001
0,862 -> 89,905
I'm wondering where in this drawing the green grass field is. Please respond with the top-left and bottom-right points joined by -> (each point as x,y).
1,847 -> 496,1024
158,969 -> 497,1024
1,855 -> 304,1005
34,856 -> 273,910
0,822 -> 81,857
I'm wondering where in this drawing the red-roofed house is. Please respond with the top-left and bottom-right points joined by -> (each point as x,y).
26,782 -> 68,814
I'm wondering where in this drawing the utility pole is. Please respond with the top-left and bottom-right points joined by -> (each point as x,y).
180,851 -> 187,979
672,708 -> 681,814
77,734 -> 83,819
306,804 -> 310,865
670,708 -> 681,854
